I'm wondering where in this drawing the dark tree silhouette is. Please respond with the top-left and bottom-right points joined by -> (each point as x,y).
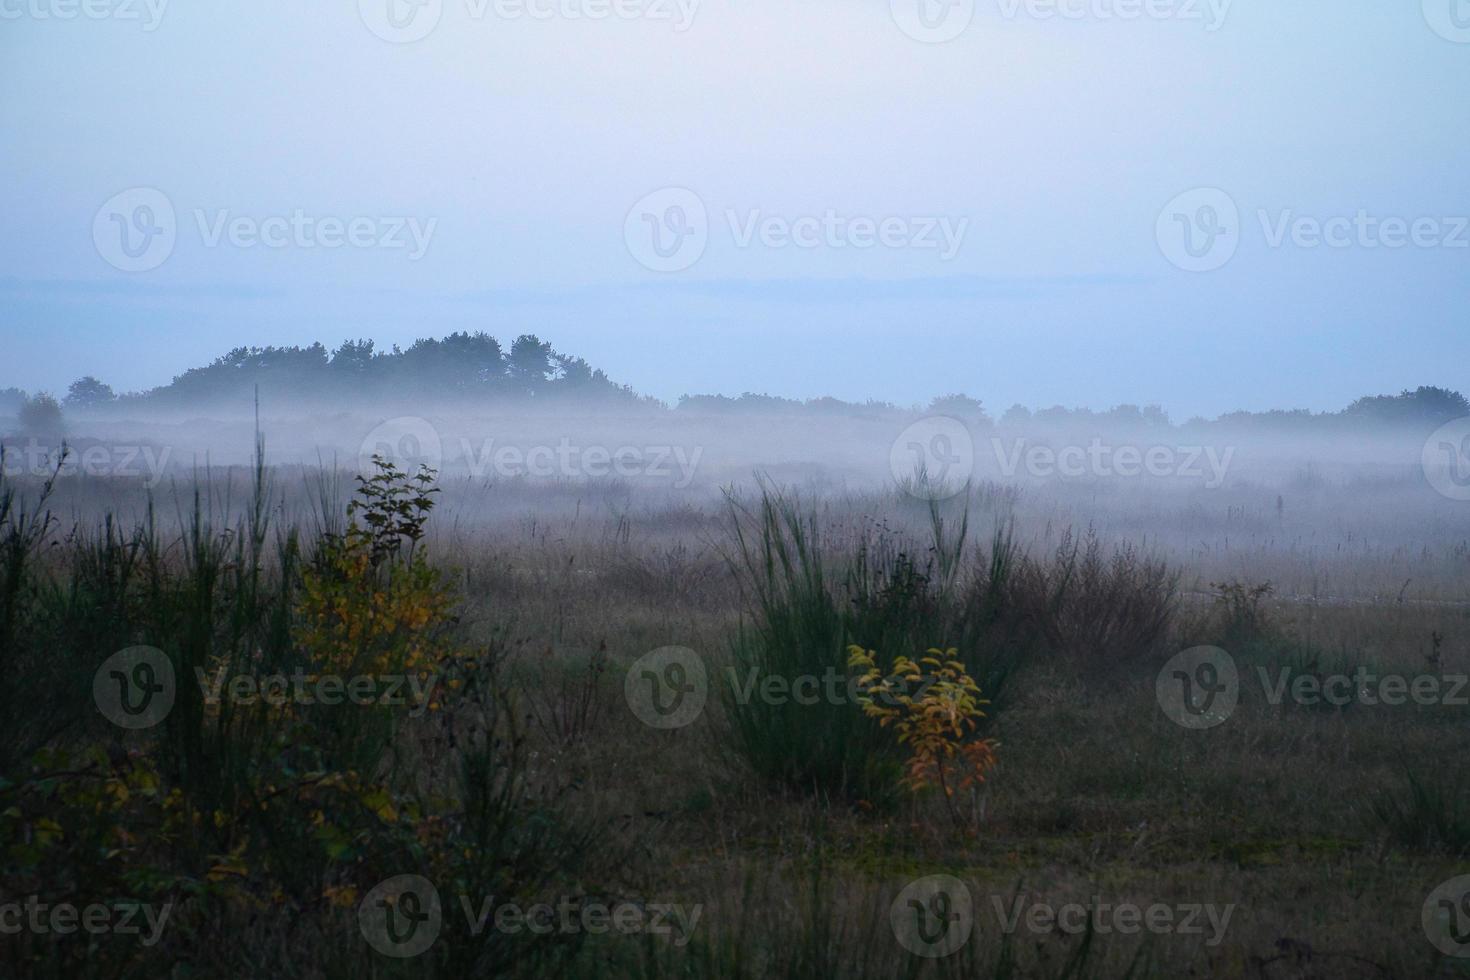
112,332 -> 639,408
1342,386 -> 1470,426
929,394 -> 990,424
329,339 -> 376,377
17,393 -> 64,437
508,334 -> 554,392
64,376 -> 117,409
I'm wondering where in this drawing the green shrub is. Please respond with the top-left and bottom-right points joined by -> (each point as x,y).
719,485 -> 1033,803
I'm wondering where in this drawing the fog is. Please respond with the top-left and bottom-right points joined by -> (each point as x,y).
7,395 -> 1467,603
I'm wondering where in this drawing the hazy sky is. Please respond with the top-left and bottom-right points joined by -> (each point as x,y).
2,0 -> 1467,418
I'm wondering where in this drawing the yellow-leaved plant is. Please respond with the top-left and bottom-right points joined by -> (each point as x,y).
292,456 -> 459,775
297,456 -> 451,680
847,645 -> 998,829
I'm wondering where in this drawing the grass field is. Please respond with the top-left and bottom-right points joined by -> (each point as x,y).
3,422 -> 1470,978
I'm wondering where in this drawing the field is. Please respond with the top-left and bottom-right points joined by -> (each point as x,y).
3,411 -> 1470,978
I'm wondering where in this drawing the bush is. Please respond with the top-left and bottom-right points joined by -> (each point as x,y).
1206,579 -> 1275,647
719,486 -> 1033,804
1007,528 -> 1178,666
849,644 -> 999,829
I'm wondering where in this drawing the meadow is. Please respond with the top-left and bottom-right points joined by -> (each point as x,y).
2,411 -> 1469,978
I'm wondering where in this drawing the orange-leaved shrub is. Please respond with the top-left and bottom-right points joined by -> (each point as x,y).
847,644 -> 999,829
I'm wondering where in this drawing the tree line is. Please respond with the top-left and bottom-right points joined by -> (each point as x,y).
0,330 -> 1465,434
4,333 -> 647,415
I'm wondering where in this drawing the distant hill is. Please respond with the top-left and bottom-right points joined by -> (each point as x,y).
21,333 -> 652,414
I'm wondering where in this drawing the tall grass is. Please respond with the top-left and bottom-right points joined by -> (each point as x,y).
0,452 -> 70,771
1369,766 -> 1470,855
721,485 -> 896,800
0,454 -> 602,977
719,483 -> 1182,802
1008,528 -> 1178,666
720,485 -> 1039,802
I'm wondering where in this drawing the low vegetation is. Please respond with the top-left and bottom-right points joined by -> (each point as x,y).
1,451 -> 1467,977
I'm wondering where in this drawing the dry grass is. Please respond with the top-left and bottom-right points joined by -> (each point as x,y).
3,458 -> 1470,977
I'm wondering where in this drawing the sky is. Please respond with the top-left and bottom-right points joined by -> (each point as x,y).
2,0 -> 1468,419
